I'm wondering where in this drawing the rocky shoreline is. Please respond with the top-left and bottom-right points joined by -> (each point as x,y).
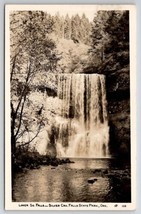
12,155 -> 74,173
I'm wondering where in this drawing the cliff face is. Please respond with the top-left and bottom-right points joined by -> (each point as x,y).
106,66 -> 130,158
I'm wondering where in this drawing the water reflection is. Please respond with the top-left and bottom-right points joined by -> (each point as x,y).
68,158 -> 110,169
12,159 -> 130,202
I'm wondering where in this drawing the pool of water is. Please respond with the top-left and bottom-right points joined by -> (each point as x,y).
12,158 -> 131,202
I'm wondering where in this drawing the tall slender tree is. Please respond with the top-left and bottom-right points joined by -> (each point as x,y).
64,14 -> 71,40
10,11 -> 57,154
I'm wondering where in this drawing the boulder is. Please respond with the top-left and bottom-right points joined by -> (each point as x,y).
93,169 -> 101,173
103,169 -> 108,174
51,167 -> 56,169
88,177 -> 98,184
51,162 -> 58,167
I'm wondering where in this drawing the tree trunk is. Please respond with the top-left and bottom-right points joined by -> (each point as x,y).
11,131 -> 16,155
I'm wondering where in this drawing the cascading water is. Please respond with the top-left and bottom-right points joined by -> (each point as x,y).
56,74 -> 109,158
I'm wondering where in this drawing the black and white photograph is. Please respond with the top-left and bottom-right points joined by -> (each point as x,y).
5,5 -> 136,210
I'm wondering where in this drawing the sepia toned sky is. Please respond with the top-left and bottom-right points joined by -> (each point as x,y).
8,4 -> 130,22
42,5 -> 98,21
11,5 -> 98,21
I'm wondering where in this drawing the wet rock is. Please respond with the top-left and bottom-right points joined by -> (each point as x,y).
93,168 -> 109,176
61,158 -> 75,164
88,177 -> 98,184
51,162 -> 58,167
67,161 -> 74,164
93,169 -> 101,174
29,163 -> 40,169
103,169 -> 108,174
36,165 -> 40,169
64,158 -> 72,163
95,169 -> 101,172
42,160 -> 48,165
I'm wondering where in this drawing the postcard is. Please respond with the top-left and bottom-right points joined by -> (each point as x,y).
5,4 -> 136,210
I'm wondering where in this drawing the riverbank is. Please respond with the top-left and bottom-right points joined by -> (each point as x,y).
12,149 -> 74,173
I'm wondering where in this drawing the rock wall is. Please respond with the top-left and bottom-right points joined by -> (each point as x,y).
106,66 -> 130,158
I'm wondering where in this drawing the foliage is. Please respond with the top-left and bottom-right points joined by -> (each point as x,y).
88,10 -> 129,73
12,146 -> 73,172
10,11 -> 58,153
54,38 -> 90,73
51,13 -> 92,45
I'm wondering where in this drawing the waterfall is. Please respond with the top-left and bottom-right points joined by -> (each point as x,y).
56,74 -> 109,158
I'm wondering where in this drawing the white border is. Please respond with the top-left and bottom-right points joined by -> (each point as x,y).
5,4 -> 136,210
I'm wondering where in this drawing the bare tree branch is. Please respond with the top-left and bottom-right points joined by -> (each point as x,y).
21,121 -> 43,147
14,61 -> 32,116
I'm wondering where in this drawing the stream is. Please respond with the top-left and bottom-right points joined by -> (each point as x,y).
12,158 -> 131,202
